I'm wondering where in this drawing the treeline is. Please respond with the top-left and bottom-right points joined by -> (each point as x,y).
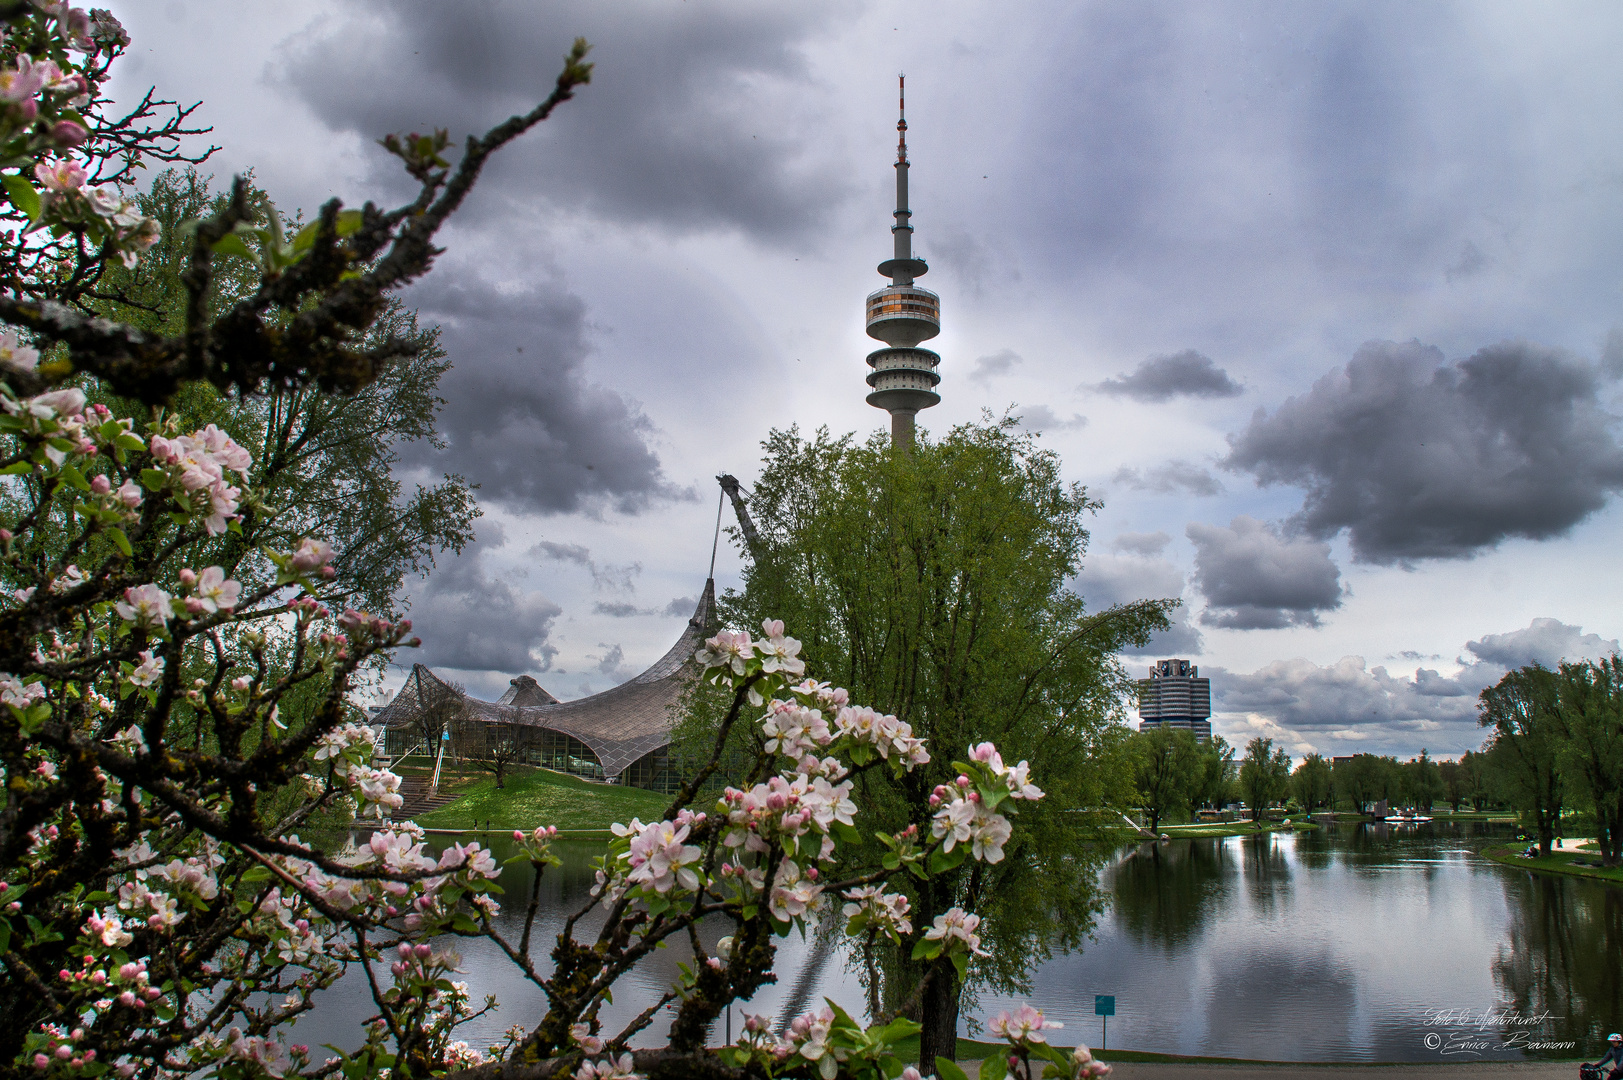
1126,657 -> 1623,869
1126,729 -> 1476,828
1476,658 -> 1623,865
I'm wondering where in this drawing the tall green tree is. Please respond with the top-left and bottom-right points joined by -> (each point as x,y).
1403,749 -> 1443,812
720,420 -> 1174,1063
1480,664 -> 1565,856
1238,736 -> 1291,823
1290,752 -> 1332,813
1191,734 -> 1237,811
1552,658 -> 1623,866
1129,725 -> 1200,832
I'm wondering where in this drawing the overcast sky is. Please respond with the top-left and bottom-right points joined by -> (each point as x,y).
115,0 -> 1623,763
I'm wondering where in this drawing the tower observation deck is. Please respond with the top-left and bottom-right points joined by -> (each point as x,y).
865,76 -> 940,447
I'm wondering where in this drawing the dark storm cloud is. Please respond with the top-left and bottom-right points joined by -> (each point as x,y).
404,530 -> 561,674
401,276 -> 682,516
1187,516 -> 1341,630
1112,461 -> 1224,497
279,0 -> 852,240
1224,340 -> 1623,565
1464,618 -> 1619,670
1095,350 -> 1243,402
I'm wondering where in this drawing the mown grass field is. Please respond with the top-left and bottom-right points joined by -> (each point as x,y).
414,766 -> 672,833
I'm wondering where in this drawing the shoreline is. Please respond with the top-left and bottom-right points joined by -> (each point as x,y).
1478,842 -> 1623,885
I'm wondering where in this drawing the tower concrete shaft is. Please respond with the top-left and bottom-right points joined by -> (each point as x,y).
865,75 -> 939,447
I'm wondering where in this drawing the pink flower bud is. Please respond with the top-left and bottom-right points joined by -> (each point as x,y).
51,120 -> 88,148
89,474 -> 110,494
929,794 -> 941,807
177,568 -> 196,586
184,597 -> 206,614
14,99 -> 36,122
145,986 -> 160,1000
0,530 -> 11,542
414,943 -> 432,959
82,1051 -> 95,1063
34,1054 -> 48,1069
397,942 -> 413,959
514,830 -> 524,841
55,1046 -> 72,1060
957,775 -> 970,787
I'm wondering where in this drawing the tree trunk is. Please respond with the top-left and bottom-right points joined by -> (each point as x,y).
916,958 -> 960,1068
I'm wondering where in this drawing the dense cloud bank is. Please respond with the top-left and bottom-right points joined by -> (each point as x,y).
400,276 -> 680,516
403,528 -> 562,677
279,0 -> 851,241
1187,516 -> 1342,629
1224,339 -> 1623,565
1209,618 -> 1622,758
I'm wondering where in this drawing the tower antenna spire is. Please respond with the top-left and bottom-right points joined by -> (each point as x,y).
864,76 -> 941,448
897,73 -> 907,164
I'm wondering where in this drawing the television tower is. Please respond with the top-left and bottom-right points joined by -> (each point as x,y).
864,75 -> 940,448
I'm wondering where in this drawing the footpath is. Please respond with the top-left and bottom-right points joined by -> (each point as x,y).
1096,1063 -> 1578,1080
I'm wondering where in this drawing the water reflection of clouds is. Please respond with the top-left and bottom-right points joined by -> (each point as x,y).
291,825 -> 1621,1062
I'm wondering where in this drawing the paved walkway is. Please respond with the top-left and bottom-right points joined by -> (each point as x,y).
1101,1062 -> 1580,1080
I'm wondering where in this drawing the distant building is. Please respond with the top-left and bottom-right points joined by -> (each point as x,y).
1136,659 -> 1212,742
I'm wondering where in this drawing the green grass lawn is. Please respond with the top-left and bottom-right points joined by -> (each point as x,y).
1480,843 -> 1623,885
414,767 -> 673,833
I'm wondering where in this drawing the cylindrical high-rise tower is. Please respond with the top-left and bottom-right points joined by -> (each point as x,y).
865,76 -> 940,448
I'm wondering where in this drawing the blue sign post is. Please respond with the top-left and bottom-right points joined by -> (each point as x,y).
1094,995 -> 1115,1051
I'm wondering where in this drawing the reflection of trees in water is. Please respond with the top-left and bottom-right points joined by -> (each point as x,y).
1112,839 -> 1234,952
1492,871 -> 1623,1055
1238,833 -> 1293,917
1205,949 -> 1357,1059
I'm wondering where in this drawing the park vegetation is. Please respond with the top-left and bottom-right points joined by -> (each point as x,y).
0,9 -> 1123,1080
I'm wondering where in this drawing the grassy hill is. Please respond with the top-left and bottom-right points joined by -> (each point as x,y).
414,766 -> 673,833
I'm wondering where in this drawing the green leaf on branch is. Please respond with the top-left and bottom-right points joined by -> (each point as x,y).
0,461 -> 31,475
980,1054 -> 1009,1080
936,1057 -> 971,1080
140,469 -> 168,491
107,528 -> 132,557
58,464 -> 90,491
211,233 -> 254,260
928,844 -> 966,874
3,174 -> 40,220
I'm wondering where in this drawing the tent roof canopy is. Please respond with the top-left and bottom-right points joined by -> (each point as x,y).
375,579 -> 717,778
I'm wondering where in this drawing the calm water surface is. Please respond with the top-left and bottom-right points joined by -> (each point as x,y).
294,822 -> 1623,1062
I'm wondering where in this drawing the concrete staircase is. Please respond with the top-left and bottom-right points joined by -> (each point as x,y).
395,776 -> 458,820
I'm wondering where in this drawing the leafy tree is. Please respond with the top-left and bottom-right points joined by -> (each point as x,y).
1480,664 -> 1565,856
1129,725 -> 1200,832
80,167 -> 478,621
1238,736 -> 1291,822
0,12 -> 1129,1080
1552,658 -> 1623,866
1190,733 -> 1236,811
1290,752 -> 1332,813
1403,749 -> 1443,812
719,421 -> 1174,1064
1438,758 -> 1468,811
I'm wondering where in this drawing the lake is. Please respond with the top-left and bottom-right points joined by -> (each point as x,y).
292,821 -> 1623,1063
